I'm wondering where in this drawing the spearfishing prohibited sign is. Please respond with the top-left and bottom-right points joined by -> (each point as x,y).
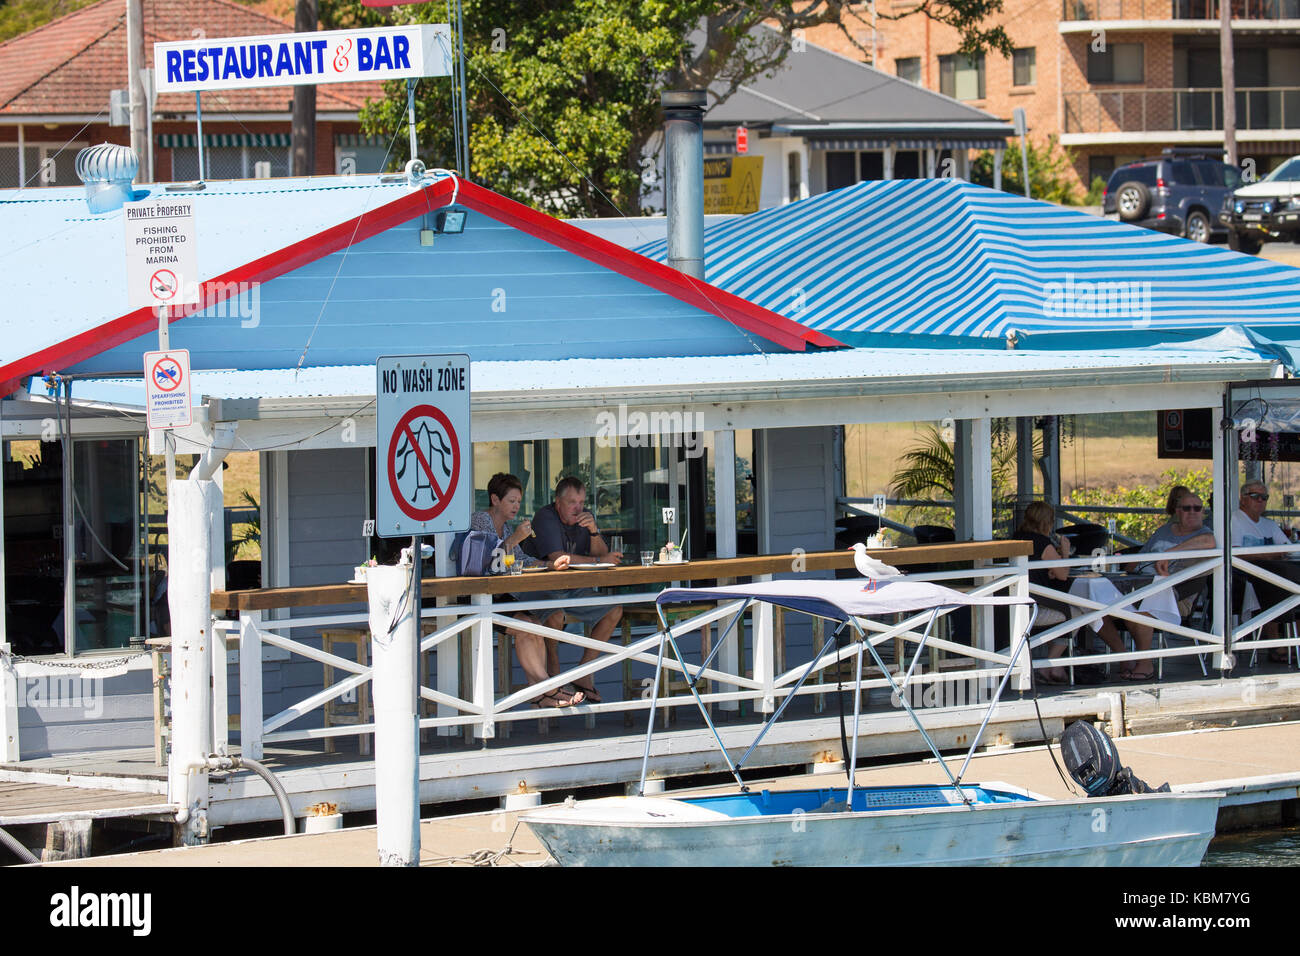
144,349 -> 192,429
376,354 -> 471,537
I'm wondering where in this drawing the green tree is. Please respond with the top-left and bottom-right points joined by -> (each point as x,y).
888,424 -> 1031,536
351,0 -> 1013,217
971,135 -> 1084,205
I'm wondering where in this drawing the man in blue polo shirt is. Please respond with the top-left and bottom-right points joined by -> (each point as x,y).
531,477 -> 624,702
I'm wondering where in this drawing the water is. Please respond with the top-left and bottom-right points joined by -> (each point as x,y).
1203,825 -> 1300,866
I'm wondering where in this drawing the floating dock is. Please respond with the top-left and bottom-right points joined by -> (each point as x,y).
33,720 -> 1300,867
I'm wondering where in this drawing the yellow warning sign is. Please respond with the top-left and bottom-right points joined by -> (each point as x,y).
703,155 -> 764,215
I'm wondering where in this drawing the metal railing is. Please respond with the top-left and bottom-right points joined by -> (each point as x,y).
1064,86 -> 1300,135
1063,0 -> 1300,20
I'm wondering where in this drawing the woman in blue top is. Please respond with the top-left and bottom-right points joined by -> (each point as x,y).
471,473 -> 581,707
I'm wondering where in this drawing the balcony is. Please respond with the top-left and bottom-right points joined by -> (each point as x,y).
1063,86 -> 1300,137
1062,0 -> 1300,21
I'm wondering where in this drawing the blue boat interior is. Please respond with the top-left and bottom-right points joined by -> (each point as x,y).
680,785 -> 1037,817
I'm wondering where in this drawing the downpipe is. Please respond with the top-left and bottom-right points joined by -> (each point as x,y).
175,755 -> 295,836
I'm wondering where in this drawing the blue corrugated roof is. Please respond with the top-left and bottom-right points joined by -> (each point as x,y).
635,179 -> 1300,349
0,173 -> 831,394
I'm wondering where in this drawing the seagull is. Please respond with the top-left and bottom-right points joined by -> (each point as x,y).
849,542 -> 905,580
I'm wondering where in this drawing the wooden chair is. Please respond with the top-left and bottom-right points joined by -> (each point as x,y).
320,626 -> 372,755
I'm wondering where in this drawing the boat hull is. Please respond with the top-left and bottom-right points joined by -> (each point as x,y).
523,789 -> 1222,867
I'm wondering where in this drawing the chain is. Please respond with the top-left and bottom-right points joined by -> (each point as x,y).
1,648 -> 150,671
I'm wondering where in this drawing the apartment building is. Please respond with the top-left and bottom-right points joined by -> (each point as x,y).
809,0 -> 1300,192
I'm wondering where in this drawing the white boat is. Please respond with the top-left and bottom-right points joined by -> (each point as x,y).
522,579 -> 1222,866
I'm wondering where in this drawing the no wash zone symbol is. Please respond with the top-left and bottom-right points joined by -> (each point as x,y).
375,354 -> 471,538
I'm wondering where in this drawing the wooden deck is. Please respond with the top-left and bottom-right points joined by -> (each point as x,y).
0,782 -> 174,827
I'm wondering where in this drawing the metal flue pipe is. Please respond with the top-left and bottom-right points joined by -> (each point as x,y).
662,90 -> 708,280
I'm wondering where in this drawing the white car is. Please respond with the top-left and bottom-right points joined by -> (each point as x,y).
1221,155 -> 1300,254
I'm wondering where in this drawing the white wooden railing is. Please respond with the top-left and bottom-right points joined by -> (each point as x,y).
209,548 -> 1300,758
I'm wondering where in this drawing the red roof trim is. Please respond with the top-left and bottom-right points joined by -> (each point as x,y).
0,177 -> 841,396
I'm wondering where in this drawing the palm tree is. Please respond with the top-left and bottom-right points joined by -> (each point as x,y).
888,424 -> 1036,536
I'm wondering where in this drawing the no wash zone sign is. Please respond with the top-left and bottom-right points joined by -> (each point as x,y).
376,354 -> 471,538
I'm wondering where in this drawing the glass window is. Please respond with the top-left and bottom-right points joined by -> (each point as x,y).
1263,157 -> 1300,182
172,145 -> 290,181
896,57 -> 922,85
1166,160 -> 1197,185
939,53 -> 985,100
1088,42 -> 1144,83
1090,155 -> 1116,186
1013,47 -> 1036,86
336,144 -> 392,175
1192,161 -> 1239,188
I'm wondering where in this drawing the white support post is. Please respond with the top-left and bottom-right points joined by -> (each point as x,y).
471,593 -> 495,739
0,643 -> 18,763
955,418 -> 995,652
753,573 -> 776,713
239,610 -> 264,760
1212,396 -> 1230,670
211,620 -> 228,756
715,430 -> 740,712
433,534 -> 456,736
993,146 -> 1004,191
1010,555 -> 1032,691
926,148 -> 937,178
207,472 -> 227,755
368,562 -> 420,867
167,478 -> 215,846
883,144 -> 895,180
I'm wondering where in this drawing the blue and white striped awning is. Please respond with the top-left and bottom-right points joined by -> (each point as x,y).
635,179 -> 1300,350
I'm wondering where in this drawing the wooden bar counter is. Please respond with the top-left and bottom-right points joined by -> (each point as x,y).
211,540 -> 1032,612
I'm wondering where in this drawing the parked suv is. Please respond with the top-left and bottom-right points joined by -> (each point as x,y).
1220,155 -> 1300,255
1103,150 -> 1241,243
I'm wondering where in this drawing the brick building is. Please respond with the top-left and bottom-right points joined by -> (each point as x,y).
808,0 -> 1300,196
0,0 -> 388,189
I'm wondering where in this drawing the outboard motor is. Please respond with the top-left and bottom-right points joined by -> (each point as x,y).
1060,720 -> 1170,796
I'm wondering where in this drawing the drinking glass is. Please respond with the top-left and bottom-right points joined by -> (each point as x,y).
609,536 -> 624,563
641,550 -> 655,567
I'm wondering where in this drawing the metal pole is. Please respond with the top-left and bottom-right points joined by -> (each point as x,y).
195,93 -> 206,183
369,544 -> 421,866
845,638 -> 864,810
455,0 -> 470,173
62,379 -> 75,657
406,79 -> 418,164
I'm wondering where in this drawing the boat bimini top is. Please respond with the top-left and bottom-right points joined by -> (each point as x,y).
642,578 -> 1038,808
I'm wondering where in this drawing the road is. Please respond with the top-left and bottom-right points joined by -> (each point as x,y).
1258,242 -> 1300,268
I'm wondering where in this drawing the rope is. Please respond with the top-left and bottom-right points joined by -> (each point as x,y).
418,820 -> 547,866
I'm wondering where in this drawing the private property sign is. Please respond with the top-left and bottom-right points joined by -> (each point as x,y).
153,24 -> 453,94
376,354 -> 471,538
124,198 -> 199,311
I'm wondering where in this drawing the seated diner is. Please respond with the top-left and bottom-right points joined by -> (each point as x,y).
531,476 -> 624,704
1012,501 -> 1074,685
1094,485 -> 1215,681
469,472 -> 582,708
